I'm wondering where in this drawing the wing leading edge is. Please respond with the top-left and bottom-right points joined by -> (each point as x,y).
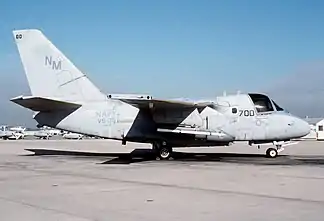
117,97 -> 215,110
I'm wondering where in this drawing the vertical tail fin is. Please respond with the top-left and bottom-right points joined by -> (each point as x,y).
12,29 -> 106,101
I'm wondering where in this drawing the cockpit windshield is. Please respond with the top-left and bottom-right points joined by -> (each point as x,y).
272,100 -> 284,111
248,93 -> 274,113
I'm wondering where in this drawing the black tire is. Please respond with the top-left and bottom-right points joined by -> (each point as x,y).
266,148 -> 278,158
158,147 -> 172,160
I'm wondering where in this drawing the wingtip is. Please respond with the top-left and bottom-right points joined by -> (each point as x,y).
10,95 -> 35,102
10,95 -> 24,101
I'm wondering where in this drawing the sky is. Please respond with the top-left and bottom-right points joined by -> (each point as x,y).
1,0 -> 324,126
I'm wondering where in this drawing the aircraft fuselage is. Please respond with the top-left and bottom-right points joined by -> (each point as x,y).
33,93 -> 310,148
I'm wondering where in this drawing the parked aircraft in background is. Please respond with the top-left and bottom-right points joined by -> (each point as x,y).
9,126 -> 26,133
40,126 -> 62,136
63,132 -> 83,140
33,130 -> 52,139
0,125 -> 24,140
10,29 -> 310,159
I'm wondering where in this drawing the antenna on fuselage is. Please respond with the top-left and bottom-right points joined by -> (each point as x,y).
223,91 -> 226,96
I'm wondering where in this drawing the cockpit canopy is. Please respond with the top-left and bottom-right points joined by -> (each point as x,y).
272,99 -> 283,111
248,93 -> 284,113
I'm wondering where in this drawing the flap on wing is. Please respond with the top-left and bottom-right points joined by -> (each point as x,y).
118,98 -> 214,110
10,96 -> 82,112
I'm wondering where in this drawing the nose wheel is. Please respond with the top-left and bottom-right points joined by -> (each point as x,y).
266,144 -> 283,158
266,148 -> 278,158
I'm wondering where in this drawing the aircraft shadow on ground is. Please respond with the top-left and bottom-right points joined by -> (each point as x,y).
24,148 -> 324,166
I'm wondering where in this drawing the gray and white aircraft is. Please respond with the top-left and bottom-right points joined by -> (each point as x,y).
10,29 -> 310,159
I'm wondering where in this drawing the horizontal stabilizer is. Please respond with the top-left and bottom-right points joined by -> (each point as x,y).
10,96 -> 81,112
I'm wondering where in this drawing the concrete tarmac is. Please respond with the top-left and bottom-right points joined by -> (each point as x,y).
1,139 -> 324,220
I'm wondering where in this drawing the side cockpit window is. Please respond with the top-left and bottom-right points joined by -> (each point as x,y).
248,93 -> 274,113
272,100 -> 284,111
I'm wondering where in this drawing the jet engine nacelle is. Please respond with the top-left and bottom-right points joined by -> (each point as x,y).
195,133 -> 234,142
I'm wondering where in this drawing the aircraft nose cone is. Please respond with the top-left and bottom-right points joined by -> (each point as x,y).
294,117 -> 311,137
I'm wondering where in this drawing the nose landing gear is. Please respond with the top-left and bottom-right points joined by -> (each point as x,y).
266,144 -> 284,158
266,148 -> 278,158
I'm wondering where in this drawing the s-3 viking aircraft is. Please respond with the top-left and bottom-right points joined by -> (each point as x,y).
10,29 -> 310,159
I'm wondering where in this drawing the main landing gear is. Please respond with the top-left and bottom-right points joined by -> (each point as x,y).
152,142 -> 173,160
266,144 -> 284,158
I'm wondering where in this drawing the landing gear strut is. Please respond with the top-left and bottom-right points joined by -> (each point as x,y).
153,142 -> 173,160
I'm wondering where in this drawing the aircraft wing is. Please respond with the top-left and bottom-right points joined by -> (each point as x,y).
118,98 -> 214,110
